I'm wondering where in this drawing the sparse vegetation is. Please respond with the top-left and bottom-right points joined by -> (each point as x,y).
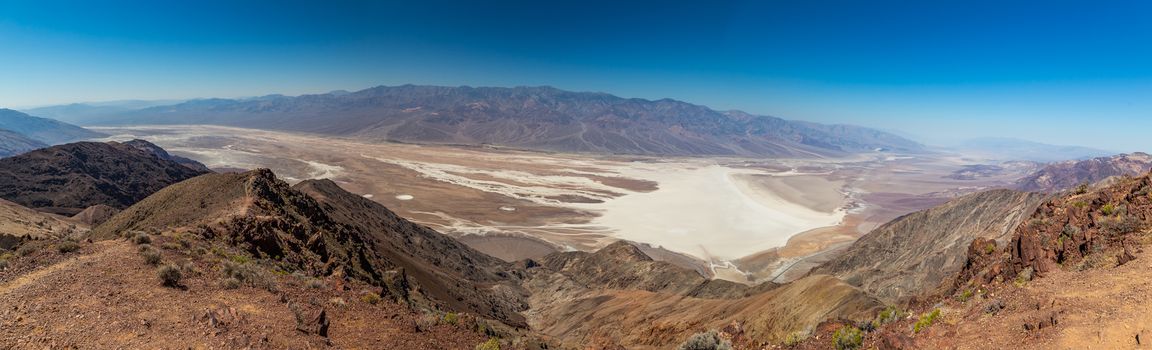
160,242 -> 181,250
158,264 -> 183,287
1074,183 -> 1089,194
221,260 -> 276,292
475,338 -> 501,350
329,297 -> 347,307
677,330 -> 733,350
15,242 -> 41,257
307,278 -> 325,289
783,331 -> 809,346
1101,203 -> 1118,216
957,289 -> 974,303
443,312 -> 459,325
360,292 -> 382,305
874,306 -> 904,328
913,308 -> 941,334
832,326 -> 863,350
983,242 -> 997,255
221,277 -> 242,289
132,233 -> 151,245
1100,214 -> 1143,236
139,245 -> 162,265
180,261 -> 198,276
56,241 -> 80,253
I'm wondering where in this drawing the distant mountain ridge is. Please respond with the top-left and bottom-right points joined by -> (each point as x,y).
1016,152 -> 1152,192
0,128 -> 46,157
0,108 -> 105,145
0,140 -> 210,215
951,137 -> 1114,162
57,85 -> 924,158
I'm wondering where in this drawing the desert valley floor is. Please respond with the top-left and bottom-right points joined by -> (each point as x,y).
93,125 -> 1036,284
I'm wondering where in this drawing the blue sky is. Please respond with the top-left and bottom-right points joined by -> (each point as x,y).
1,0 -> 1150,150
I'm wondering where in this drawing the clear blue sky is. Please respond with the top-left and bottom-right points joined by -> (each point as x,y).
1,0 -> 1150,150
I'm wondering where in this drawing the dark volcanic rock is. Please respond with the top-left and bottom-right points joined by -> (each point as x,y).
0,140 -> 210,215
121,139 -> 211,172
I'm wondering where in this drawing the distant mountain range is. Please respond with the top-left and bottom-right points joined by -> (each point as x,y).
950,137 -> 1114,162
30,85 -> 924,158
0,108 -> 105,145
1015,152 -> 1152,192
0,128 -> 46,157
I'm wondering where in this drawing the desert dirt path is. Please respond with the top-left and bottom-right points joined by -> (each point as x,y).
0,241 -> 123,296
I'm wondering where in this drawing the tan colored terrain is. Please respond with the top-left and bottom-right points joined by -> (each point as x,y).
93,125 -> 1033,284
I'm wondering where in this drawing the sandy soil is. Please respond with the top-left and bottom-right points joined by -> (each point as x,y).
91,126 -> 1030,282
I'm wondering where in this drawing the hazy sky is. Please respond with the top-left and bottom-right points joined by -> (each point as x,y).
1,0 -> 1150,150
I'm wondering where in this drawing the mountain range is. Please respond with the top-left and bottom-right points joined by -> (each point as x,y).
32,85 -> 924,158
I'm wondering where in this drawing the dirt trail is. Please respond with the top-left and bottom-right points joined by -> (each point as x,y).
0,241 -> 121,296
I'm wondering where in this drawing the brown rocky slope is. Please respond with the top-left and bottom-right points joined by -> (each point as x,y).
90,169 -> 529,327
811,189 -> 1045,303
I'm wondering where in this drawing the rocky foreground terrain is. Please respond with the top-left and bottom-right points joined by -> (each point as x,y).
1,140 -> 1151,349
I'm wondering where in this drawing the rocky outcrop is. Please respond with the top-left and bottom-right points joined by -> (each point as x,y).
1016,152 -> 1152,192
91,169 -> 528,327
960,171 -> 1152,290
811,189 -> 1046,303
0,140 -> 209,215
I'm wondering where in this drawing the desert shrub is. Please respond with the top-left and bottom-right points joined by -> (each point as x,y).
1074,183 -> 1089,195
132,233 -> 151,245
329,297 -> 347,307
475,338 -> 501,350
783,331 -> 809,346
160,242 -> 181,250
140,246 -> 162,265
1101,203 -> 1118,216
913,309 -> 941,334
181,261 -> 199,276
307,279 -> 325,289
220,277 -> 241,289
1100,215 -> 1143,236
983,242 -> 997,255
221,261 -> 276,292
832,326 -> 863,350
56,241 -> 80,253
15,242 -> 41,257
360,292 -> 382,305
874,306 -> 903,327
956,289 -> 974,303
443,312 -> 459,325
158,264 -> 182,287
677,330 -> 733,350
1072,201 -> 1088,208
